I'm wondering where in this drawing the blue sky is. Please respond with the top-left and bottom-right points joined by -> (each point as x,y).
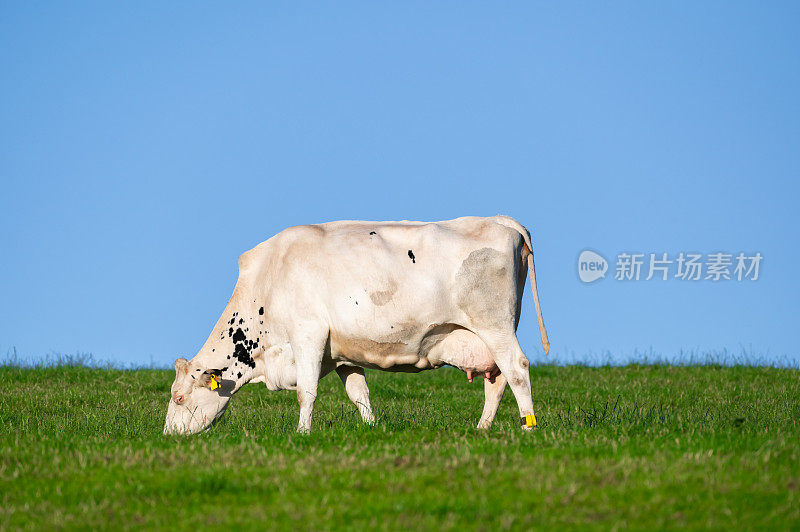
2,2 -> 799,367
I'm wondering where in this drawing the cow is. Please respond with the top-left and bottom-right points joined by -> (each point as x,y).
164,215 -> 549,434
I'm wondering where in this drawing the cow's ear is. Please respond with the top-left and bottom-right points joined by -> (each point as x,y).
200,368 -> 225,390
174,358 -> 189,375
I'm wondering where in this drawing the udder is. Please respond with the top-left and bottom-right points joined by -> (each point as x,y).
427,328 -> 497,376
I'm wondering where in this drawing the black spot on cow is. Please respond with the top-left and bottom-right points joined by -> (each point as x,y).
229,318 -> 235,325
228,327 -> 233,337
239,318 -> 244,325
211,348 -> 215,352
369,231 -> 376,235
355,301 -> 358,305
259,307 -> 264,315
237,372 -> 242,379
227,355 -> 231,359
260,321 -> 263,325
408,250 -> 416,263
230,327 -> 256,369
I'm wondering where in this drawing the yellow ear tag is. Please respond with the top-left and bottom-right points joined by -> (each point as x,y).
209,375 -> 220,390
522,414 -> 536,428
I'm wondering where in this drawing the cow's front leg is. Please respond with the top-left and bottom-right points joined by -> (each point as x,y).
477,372 -> 507,429
291,331 -> 327,433
336,365 -> 375,424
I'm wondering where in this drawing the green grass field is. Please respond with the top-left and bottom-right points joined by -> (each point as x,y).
1,364 -> 799,531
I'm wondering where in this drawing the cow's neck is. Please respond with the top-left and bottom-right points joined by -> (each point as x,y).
192,288 -> 270,389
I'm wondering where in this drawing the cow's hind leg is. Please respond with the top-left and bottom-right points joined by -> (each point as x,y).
477,372 -> 507,429
336,366 -> 375,424
476,330 -> 536,430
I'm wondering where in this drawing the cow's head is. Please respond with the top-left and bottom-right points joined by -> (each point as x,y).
163,357 -> 231,435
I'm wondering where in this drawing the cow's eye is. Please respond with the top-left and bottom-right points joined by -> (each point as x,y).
175,395 -> 185,405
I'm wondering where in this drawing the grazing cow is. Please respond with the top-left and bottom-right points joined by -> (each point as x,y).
164,215 -> 549,434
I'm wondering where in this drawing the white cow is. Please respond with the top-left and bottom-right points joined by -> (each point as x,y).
164,215 -> 549,434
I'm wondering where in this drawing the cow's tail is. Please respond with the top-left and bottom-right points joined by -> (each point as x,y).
495,215 -> 550,355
